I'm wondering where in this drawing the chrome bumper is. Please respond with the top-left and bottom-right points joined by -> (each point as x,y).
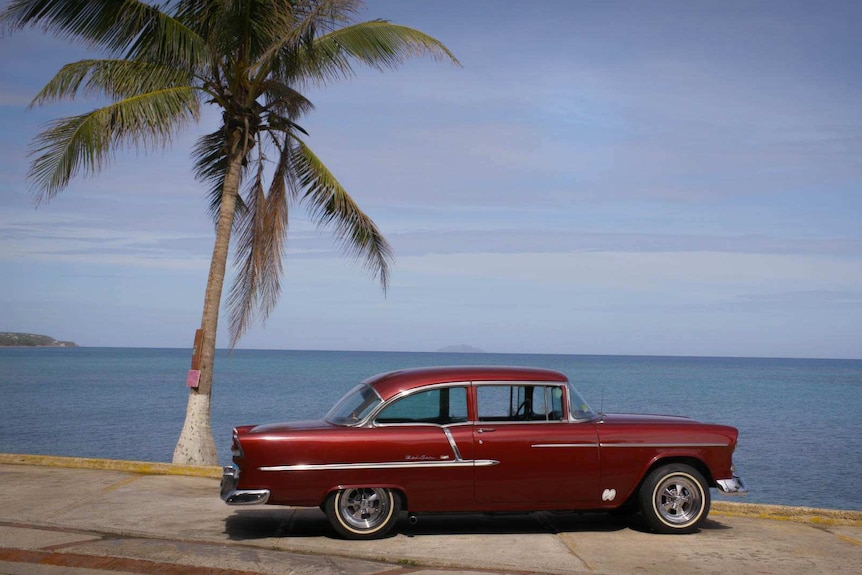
716,475 -> 748,495
220,464 -> 270,505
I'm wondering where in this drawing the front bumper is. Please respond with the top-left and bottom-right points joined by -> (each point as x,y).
220,464 -> 270,505
716,475 -> 748,495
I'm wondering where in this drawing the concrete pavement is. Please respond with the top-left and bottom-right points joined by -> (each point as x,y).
0,455 -> 860,575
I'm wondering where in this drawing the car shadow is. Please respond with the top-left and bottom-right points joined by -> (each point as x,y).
611,514 -> 734,534
225,508 -> 646,540
400,510 -> 633,537
225,507 -> 331,540
699,517 -> 734,531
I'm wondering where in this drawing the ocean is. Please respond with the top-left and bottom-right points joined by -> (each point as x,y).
0,347 -> 860,511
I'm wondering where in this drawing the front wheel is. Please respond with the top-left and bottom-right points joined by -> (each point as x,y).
639,464 -> 710,533
325,487 -> 401,540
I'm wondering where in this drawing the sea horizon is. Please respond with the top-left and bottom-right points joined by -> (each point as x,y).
14,344 -> 862,362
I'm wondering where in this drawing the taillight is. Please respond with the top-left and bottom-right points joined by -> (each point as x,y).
231,429 -> 244,458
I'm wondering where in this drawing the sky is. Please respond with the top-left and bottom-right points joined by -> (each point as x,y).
1,0 -> 860,359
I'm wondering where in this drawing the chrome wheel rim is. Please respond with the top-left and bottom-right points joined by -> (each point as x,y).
653,473 -> 703,526
337,488 -> 391,531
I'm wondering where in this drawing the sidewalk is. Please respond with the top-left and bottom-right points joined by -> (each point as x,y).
0,456 -> 860,575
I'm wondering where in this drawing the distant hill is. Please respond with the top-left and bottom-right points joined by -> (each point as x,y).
0,332 -> 78,347
436,345 -> 486,353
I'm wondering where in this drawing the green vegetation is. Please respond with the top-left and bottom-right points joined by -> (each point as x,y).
0,332 -> 77,347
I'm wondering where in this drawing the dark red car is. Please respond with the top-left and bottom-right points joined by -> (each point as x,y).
221,366 -> 746,539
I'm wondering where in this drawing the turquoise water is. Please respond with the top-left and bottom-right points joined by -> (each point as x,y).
0,347 -> 860,510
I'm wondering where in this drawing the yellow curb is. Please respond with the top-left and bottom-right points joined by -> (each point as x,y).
712,501 -> 862,526
0,453 -> 221,479
838,535 -> 862,546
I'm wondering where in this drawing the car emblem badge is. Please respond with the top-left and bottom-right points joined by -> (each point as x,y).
602,489 -> 617,501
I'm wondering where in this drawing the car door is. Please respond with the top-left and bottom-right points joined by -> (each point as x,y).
369,384 -> 476,510
472,383 -> 600,506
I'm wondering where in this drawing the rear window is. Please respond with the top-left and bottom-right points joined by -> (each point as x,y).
325,384 -> 382,426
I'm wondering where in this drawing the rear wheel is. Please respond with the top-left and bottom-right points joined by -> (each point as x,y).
325,487 -> 400,540
639,464 -> 710,533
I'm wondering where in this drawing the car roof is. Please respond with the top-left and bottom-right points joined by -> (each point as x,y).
363,365 -> 568,401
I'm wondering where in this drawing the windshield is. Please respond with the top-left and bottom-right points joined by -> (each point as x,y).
325,384 -> 382,426
567,382 -> 598,421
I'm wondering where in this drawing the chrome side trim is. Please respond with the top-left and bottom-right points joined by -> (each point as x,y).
599,443 -> 727,448
374,421 -> 470,428
473,419 -> 569,426
443,427 -> 464,460
532,443 -> 599,448
716,476 -> 748,495
259,459 -> 498,472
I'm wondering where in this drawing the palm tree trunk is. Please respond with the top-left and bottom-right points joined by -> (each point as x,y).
173,144 -> 245,466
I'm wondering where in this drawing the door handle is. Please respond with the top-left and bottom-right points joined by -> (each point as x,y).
477,428 -> 496,433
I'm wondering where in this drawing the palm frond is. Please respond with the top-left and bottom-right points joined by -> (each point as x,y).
177,0 -> 295,79
192,128 -> 248,226
259,80 -> 315,120
125,5 -> 208,69
227,154 -> 268,346
280,19 -> 461,86
29,86 -> 201,200
295,140 -> 392,291
227,137 -> 292,347
193,129 -> 229,217
324,20 -> 461,68
30,59 -> 193,107
0,0 -> 206,67
252,0 -> 357,74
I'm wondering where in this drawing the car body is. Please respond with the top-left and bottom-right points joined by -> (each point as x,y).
221,366 -> 747,538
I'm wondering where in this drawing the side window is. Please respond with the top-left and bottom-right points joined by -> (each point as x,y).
375,387 -> 468,425
549,386 -> 565,420
477,385 -> 522,421
477,385 -> 565,422
530,386 -> 565,421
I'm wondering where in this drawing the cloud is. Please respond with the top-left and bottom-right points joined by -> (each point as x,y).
718,290 -> 862,313
394,251 -> 862,295
381,229 -> 862,259
0,209 -> 212,269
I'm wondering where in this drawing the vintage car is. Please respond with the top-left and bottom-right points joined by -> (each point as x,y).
221,366 -> 746,539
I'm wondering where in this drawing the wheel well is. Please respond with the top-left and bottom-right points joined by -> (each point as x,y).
646,457 -> 715,486
394,489 -> 408,510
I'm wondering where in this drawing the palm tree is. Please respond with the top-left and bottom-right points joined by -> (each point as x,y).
1,0 -> 458,465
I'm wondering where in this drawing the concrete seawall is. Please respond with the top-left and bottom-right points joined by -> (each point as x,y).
0,452 -> 221,479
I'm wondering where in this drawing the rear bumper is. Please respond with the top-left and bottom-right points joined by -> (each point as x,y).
220,464 -> 270,505
716,475 -> 748,495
